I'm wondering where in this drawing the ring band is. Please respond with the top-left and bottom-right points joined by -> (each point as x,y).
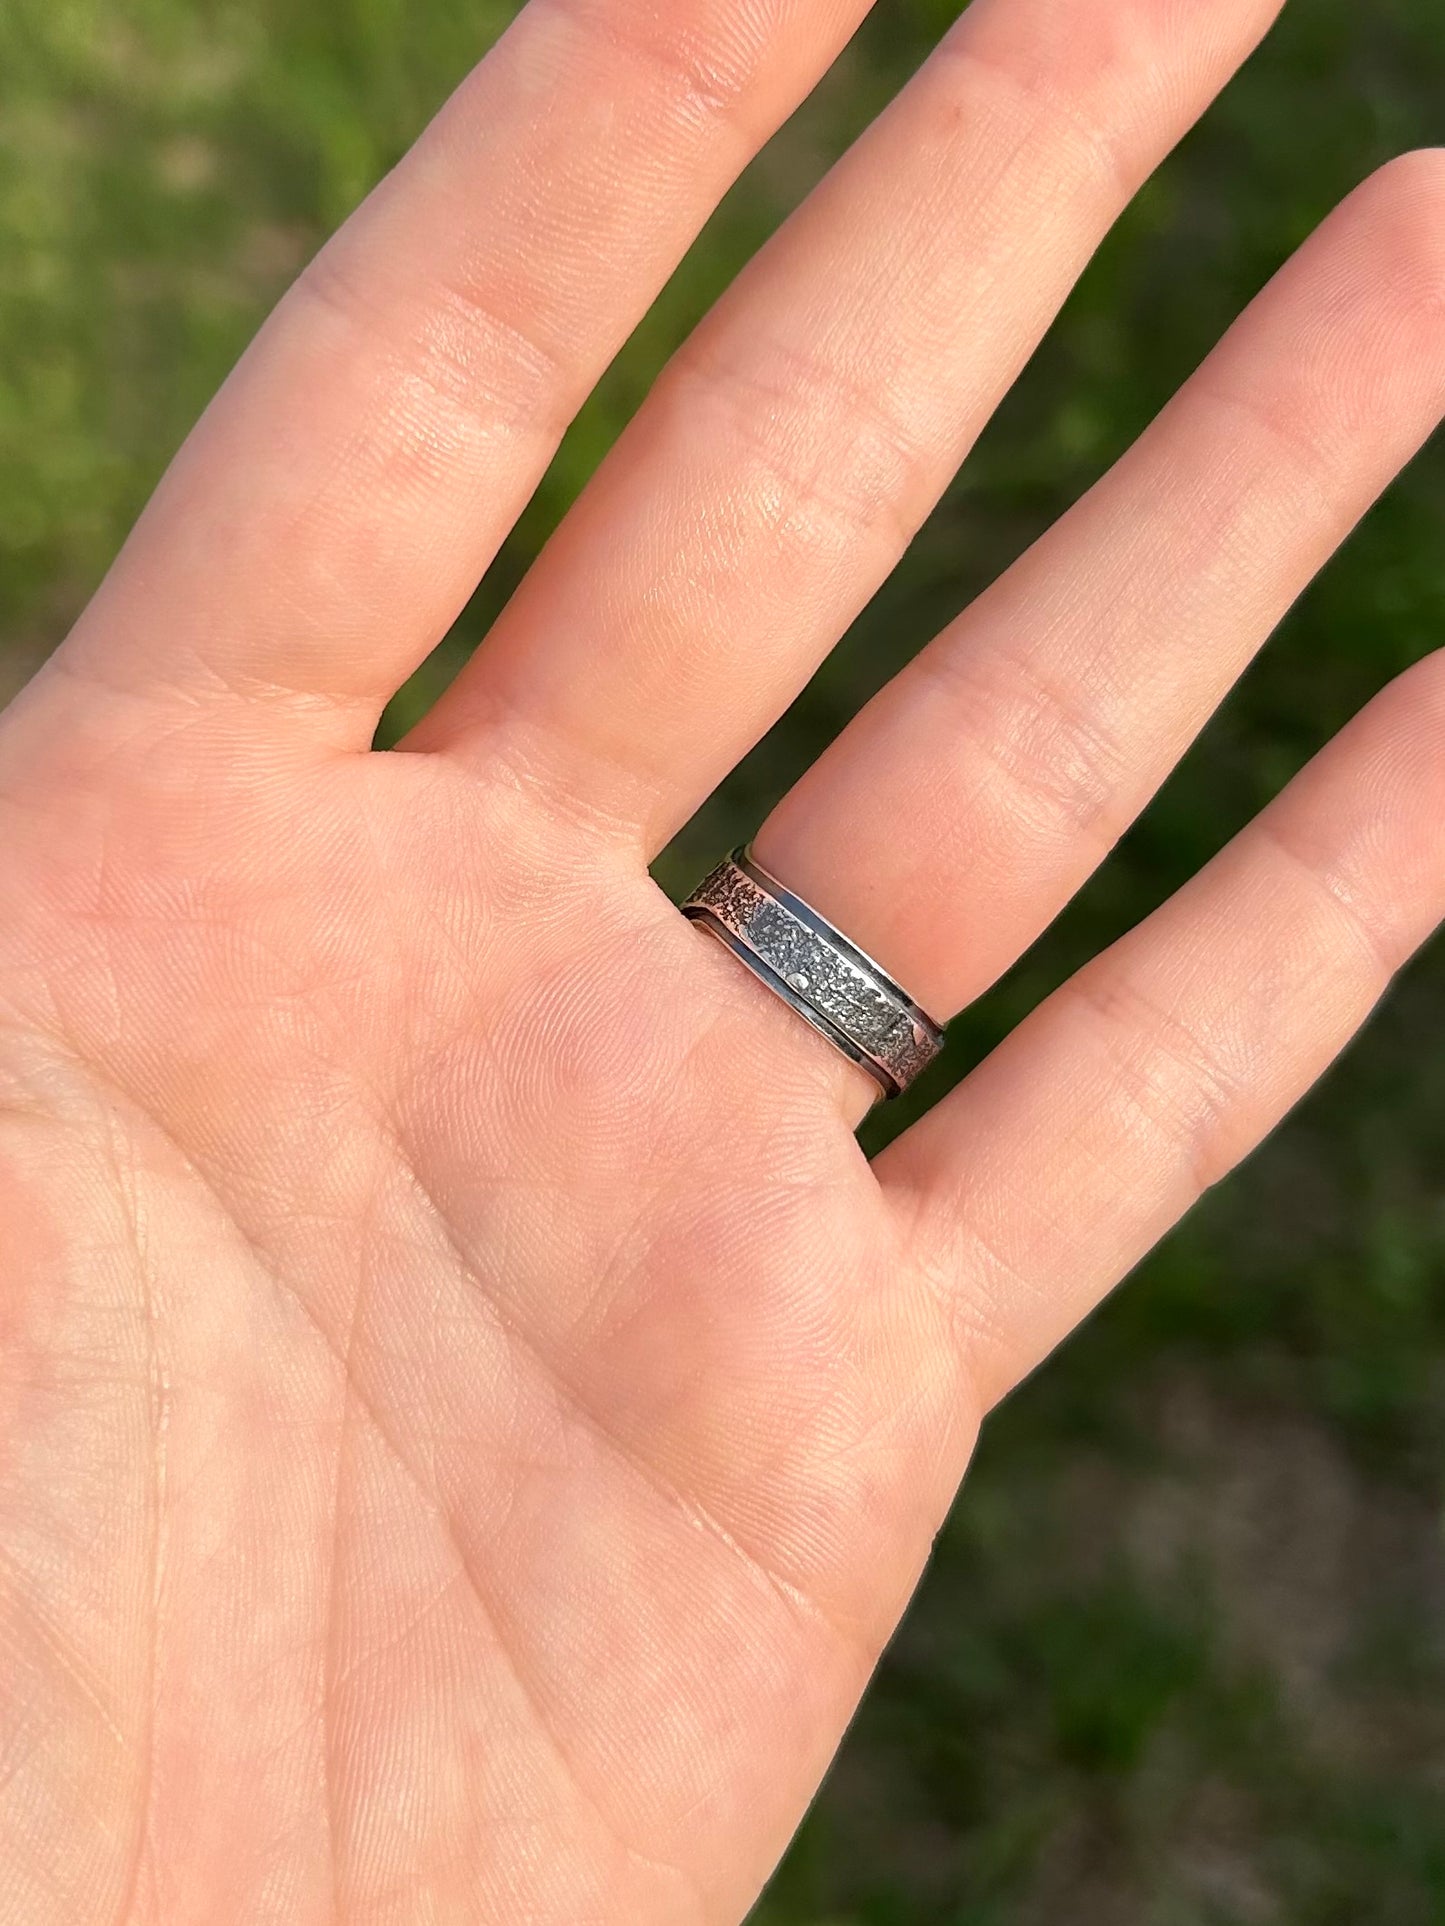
682,847 -> 945,1099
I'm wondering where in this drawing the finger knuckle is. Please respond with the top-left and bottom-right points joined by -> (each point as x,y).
1070,969 -> 1252,1199
664,333 -> 929,555
542,0 -> 767,130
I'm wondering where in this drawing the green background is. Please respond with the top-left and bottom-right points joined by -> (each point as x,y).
4,2 -> 1444,1918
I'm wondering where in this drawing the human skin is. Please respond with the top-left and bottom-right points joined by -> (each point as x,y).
1,0 -> 1444,1918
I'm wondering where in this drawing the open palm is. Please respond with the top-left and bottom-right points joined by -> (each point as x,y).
3,0 -> 1444,1919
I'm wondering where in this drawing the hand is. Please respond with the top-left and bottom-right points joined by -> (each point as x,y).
2,0 -> 1443,1918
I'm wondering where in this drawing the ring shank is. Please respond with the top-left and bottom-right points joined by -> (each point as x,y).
682,848 -> 945,1100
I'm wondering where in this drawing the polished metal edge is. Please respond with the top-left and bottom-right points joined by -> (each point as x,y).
681,907 -> 899,1098
733,847 -> 944,1049
681,850 -> 945,1099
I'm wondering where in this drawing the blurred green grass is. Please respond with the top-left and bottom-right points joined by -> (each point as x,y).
3,2 -> 1444,1919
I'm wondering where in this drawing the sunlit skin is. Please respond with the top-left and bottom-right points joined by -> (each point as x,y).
2,0 -> 1444,1918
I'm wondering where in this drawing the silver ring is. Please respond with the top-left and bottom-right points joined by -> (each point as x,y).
682,847 -> 945,1100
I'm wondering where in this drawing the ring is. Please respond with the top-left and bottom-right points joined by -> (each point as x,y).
682,847 -> 945,1100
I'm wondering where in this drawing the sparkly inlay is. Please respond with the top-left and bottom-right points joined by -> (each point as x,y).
683,852 -> 944,1097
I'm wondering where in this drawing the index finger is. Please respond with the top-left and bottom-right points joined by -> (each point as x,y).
49,0 -> 873,740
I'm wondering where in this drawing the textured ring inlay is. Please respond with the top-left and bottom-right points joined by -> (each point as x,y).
682,847 -> 945,1100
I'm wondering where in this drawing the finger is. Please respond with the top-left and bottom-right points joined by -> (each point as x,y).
755,150 -> 1445,1018
412,0 -> 1285,835
50,0 -> 874,737
878,646 -> 1445,1410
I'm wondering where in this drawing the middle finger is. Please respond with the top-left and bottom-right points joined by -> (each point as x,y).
411,0 -> 1286,836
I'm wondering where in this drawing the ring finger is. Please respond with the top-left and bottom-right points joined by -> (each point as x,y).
754,149 -> 1445,1033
